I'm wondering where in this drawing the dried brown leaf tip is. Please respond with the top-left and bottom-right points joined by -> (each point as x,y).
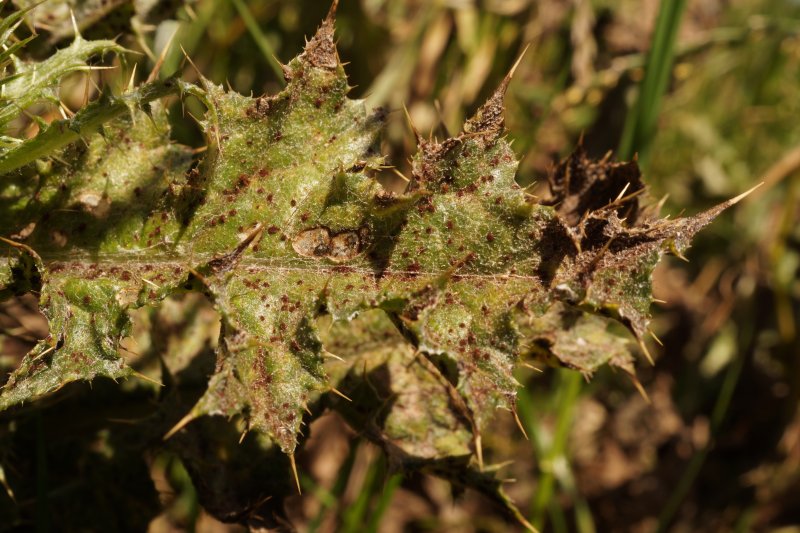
463,47 -> 527,140
547,146 -> 645,227
301,0 -> 340,70
462,80 -> 508,138
666,182 -> 762,254
408,53 -> 528,193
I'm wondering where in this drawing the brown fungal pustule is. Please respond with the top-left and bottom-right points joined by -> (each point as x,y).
328,231 -> 360,262
292,227 -> 331,257
291,227 -> 364,262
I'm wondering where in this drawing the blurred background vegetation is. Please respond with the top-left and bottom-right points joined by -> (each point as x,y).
1,0 -> 799,531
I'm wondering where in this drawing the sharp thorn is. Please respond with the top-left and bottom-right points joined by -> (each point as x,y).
329,386 -> 352,402
655,193 -> 670,214
628,372 -> 651,404
475,434 -> 484,471
130,370 -> 164,387
126,63 -> 138,92
521,361 -> 544,372
402,102 -> 421,142
179,45 -> 203,79
82,70 -> 91,107
727,181 -> 764,206
69,9 -> 81,39
512,409 -> 529,441
648,329 -> 664,346
510,43 -> 530,78
390,167 -> 410,183
289,453 -> 302,494
637,337 -> 654,366
164,411 -> 197,440
322,349 -> 344,362
146,25 -> 179,83
36,344 -> 56,358
614,181 -> 631,203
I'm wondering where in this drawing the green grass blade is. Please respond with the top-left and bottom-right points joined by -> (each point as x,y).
341,449 -> 382,533
366,473 -> 402,533
307,443 -> 359,533
523,370 -> 584,531
230,0 -> 286,85
618,0 -> 688,162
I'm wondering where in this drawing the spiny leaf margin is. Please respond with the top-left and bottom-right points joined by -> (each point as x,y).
0,2 -> 746,487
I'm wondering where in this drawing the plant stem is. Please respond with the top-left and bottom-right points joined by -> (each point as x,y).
0,78 -> 181,176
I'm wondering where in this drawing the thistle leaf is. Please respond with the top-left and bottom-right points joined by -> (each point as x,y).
0,5 -> 741,469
